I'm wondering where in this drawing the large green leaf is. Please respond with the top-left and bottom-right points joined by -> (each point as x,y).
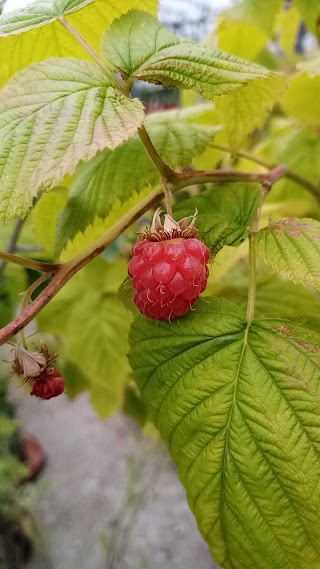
0,0 -> 158,88
0,57 -> 144,222
102,10 -> 286,100
254,218 -> 320,290
129,297 -> 320,569
38,258 -> 131,418
174,182 -> 261,254
56,106 -> 220,255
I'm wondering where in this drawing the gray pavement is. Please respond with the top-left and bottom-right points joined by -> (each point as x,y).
8,387 -> 219,569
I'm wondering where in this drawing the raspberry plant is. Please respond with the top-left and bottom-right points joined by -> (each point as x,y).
0,1 -> 320,568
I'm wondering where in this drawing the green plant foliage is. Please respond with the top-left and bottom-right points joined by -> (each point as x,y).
58,187 -> 154,261
103,10 -> 286,150
0,265 -> 27,328
38,258 -> 131,418
174,182 -> 261,254
0,0 -> 158,87
295,0 -> 320,37
33,187 -> 68,257
0,58 -> 144,221
56,106 -> 220,255
258,125 -> 320,203
129,297 -> 320,569
223,0 -> 283,36
212,263 -> 320,317
255,218 -> 320,289
283,67 -> 320,125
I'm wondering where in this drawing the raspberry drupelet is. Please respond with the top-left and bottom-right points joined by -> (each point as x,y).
128,209 -> 210,320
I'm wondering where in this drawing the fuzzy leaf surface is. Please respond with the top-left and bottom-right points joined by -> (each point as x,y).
0,0 -> 158,88
255,218 -> 320,290
0,58 -> 144,221
102,10 -> 286,118
129,297 -> 320,569
174,182 -> 261,254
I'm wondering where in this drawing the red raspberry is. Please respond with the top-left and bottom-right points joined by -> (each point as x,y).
30,368 -> 65,400
129,236 -> 210,320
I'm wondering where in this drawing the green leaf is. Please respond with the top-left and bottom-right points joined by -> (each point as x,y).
295,0 -> 320,37
283,68 -> 320,125
38,258 -> 132,418
216,0 -> 283,62
102,11 -> 286,115
213,262 -> 320,317
215,72 -> 286,150
129,297 -> 320,569
217,19 -> 268,61
56,106 -> 219,255
174,182 -> 261,254
58,187 -> 153,261
33,187 -> 68,257
0,58 -> 145,222
278,5 -> 301,54
0,0 -> 158,88
255,218 -> 320,289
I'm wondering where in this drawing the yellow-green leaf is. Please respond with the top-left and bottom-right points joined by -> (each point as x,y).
0,0 -> 158,88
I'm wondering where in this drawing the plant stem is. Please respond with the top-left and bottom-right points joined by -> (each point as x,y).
19,274 -> 51,348
0,186 -> 163,346
174,165 -> 287,189
59,17 -> 105,70
246,233 -> 257,323
0,218 -> 25,280
0,251 -> 60,274
138,125 -> 177,183
162,178 -> 173,217
210,143 -> 320,203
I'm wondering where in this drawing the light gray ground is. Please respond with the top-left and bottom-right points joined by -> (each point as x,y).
9,387 -> 221,569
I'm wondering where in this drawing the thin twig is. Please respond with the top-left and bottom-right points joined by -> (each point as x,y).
210,142 -> 320,203
58,17 -> 106,70
162,178 -> 173,217
138,125 -> 177,183
0,251 -> 60,274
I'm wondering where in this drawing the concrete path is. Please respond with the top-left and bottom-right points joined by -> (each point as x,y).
9,388 -> 220,569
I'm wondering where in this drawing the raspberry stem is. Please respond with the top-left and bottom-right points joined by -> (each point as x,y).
162,179 -> 173,217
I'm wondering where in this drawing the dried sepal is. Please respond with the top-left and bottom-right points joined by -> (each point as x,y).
144,209 -> 198,242
12,340 -> 57,380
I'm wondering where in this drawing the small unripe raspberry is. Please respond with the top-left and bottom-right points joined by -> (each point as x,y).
30,368 -> 65,400
128,209 -> 210,320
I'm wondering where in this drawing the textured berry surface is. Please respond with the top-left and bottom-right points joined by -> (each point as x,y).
30,368 -> 65,400
128,238 -> 210,320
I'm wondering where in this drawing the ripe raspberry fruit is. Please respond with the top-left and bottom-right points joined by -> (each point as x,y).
128,209 -> 210,320
30,368 -> 65,400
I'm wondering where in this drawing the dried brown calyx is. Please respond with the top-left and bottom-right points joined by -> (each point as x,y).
12,340 -> 57,380
142,208 -> 198,242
